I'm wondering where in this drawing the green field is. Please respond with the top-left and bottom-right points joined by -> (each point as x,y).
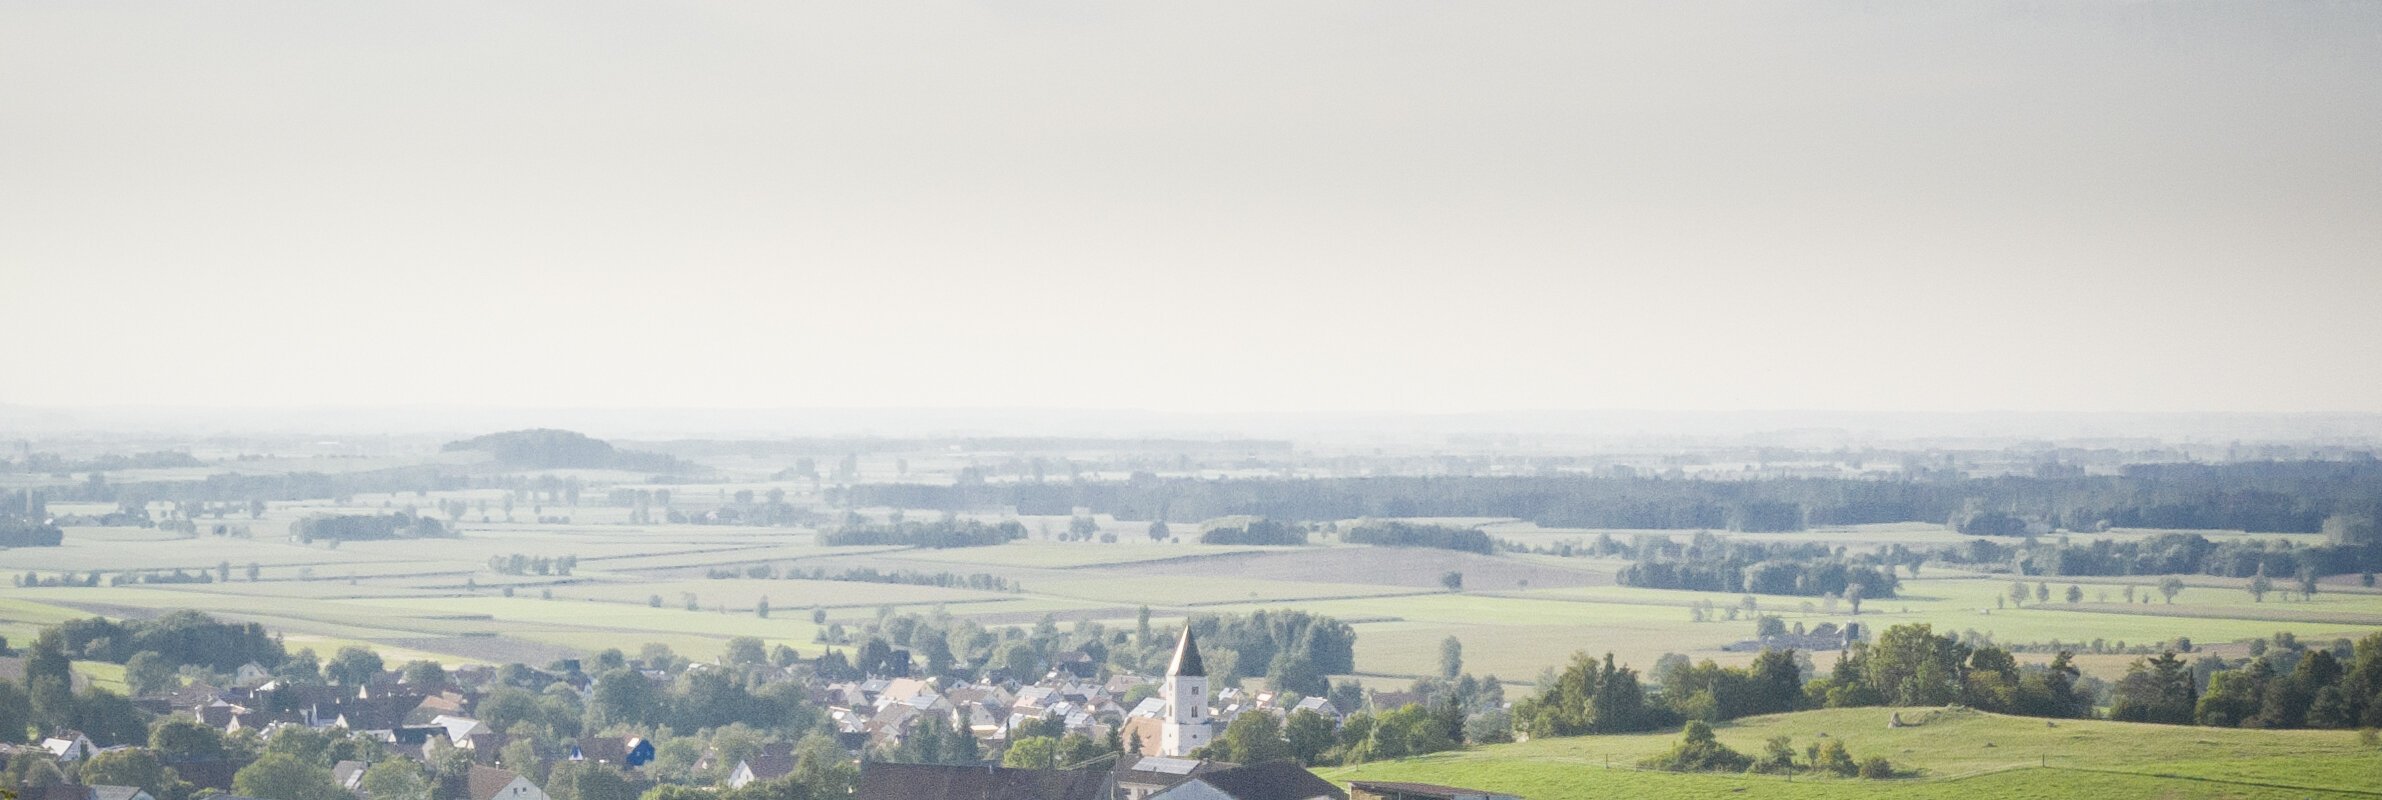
1324,707 -> 2382,799
5,500 -> 2380,690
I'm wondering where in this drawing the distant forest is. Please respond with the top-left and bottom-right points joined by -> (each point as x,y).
847,460 -> 2382,536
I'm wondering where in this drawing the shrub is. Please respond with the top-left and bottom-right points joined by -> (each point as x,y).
1640,721 -> 1752,773
1857,755 -> 1895,779
1813,739 -> 1857,776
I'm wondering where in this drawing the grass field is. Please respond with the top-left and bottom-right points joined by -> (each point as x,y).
1323,706 -> 2382,799
5,502 -> 2380,689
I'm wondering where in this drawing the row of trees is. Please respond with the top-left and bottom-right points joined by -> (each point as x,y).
287,512 -> 452,543
1340,521 -> 1494,554
844,460 -> 2382,535
1614,536 -> 1902,598
1513,624 -> 2097,744
1196,518 -> 1309,546
815,519 -> 1026,548
2110,632 -> 2382,729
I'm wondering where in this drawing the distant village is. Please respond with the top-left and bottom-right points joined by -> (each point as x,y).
4,629 -> 1517,800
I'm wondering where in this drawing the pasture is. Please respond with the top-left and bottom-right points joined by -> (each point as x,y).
2,497 -> 2379,692
1324,706 -> 2382,799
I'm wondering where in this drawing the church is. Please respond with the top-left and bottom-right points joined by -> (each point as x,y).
1159,627 -> 1213,756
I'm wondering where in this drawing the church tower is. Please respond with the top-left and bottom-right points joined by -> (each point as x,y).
1160,627 -> 1211,756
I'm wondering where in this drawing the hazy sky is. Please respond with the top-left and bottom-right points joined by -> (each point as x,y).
5,2 -> 2380,415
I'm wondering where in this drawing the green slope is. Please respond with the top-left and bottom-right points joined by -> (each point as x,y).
1322,707 -> 2382,799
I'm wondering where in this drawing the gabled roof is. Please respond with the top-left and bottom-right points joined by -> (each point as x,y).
740,754 -> 796,783
855,763 -> 1105,800
1344,781 -> 1519,800
464,765 -> 533,800
331,761 -> 367,790
1152,761 -> 1346,800
1167,629 -> 1205,679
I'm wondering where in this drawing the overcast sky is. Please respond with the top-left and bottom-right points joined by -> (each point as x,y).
4,2 -> 2379,415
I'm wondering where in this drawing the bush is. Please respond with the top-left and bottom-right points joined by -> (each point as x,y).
1857,755 -> 1895,779
1813,739 -> 1857,776
1640,721 -> 1752,773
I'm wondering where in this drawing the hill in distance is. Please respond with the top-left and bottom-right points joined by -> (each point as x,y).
1324,706 -> 2380,799
442,428 -> 692,473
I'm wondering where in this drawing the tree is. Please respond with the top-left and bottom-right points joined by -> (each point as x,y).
2160,577 -> 2185,604
1001,736 -> 1060,769
2033,582 -> 2049,605
1438,637 -> 1463,679
589,668 -> 658,727
1813,739 -> 1858,776
0,678 -> 26,744
84,747 -> 193,800
2109,651 -> 2197,725
548,761 -> 639,800
152,717 -> 228,762
2065,584 -> 2084,605
1148,520 -> 1170,542
1864,624 -> 1967,706
233,753 -> 347,800
400,659 -> 448,688
76,688 -> 150,746
27,632 -> 74,729
1283,709 -> 1334,765
2249,572 -> 2274,603
1638,721 -> 1749,772
756,597 -> 770,619
1440,571 -> 1464,592
325,646 -> 384,686
359,759 -> 431,800
1214,710 -> 1292,764
126,650 -> 178,696
725,636 -> 767,666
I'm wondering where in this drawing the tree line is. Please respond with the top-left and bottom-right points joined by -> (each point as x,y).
814,518 -> 1026,548
287,512 -> 453,542
843,460 -> 2382,536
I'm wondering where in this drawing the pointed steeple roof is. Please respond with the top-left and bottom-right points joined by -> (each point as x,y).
1167,628 -> 1207,678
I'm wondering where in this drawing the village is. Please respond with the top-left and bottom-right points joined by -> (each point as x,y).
4,629 -> 1515,800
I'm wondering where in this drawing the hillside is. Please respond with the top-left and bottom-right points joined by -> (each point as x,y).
442,428 -> 692,473
1322,707 -> 2381,799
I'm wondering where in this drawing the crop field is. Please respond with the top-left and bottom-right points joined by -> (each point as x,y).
3,495 -> 2380,692
1323,707 -> 2382,799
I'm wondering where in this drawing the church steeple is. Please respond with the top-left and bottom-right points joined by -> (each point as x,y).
1159,627 -> 1211,756
1167,627 -> 1207,678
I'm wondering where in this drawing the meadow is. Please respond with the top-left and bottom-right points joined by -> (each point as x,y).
1323,706 -> 2382,799
3,490 -> 2380,698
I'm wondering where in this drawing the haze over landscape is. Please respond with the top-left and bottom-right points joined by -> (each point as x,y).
5,3 -> 2382,800
7,2 -> 2382,415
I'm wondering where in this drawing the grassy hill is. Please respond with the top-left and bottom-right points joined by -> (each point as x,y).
1320,707 -> 2382,799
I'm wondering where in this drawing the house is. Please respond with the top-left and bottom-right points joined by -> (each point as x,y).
462,765 -> 548,800
87,786 -> 156,800
1109,756 -> 1232,800
854,763 -> 1106,800
332,761 -> 368,793
234,663 -> 273,688
433,715 -> 489,746
726,754 -> 796,789
1143,762 -> 1346,800
42,732 -> 97,761
570,736 -> 654,769
1347,782 -> 1522,800
1288,697 -> 1341,723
